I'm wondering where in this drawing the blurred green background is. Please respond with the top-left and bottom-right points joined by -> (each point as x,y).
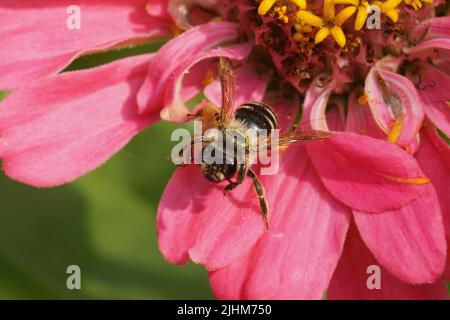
0,42 -> 213,299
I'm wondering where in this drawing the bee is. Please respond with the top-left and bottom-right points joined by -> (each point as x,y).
178,58 -> 331,229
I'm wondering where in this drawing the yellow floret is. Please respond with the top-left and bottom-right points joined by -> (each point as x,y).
331,25 -> 347,47
258,0 -> 277,15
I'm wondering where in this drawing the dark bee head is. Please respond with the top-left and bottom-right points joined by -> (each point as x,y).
201,162 -> 237,183
200,143 -> 238,183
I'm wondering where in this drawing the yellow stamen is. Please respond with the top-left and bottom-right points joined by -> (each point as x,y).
385,9 -> 399,22
297,10 -> 325,28
335,6 -> 357,26
334,0 -> 359,5
373,0 -> 383,7
323,0 -> 336,20
331,25 -> 347,48
379,174 -> 430,185
354,5 -> 369,31
295,22 -> 312,32
358,92 -> 369,105
294,32 -> 305,41
258,0 -> 277,15
280,5 -> 290,23
302,24 -> 313,32
201,69 -> 215,87
169,23 -> 183,37
294,23 -> 303,31
387,117 -> 402,143
405,0 -> 426,10
315,27 -> 331,44
274,5 -> 290,23
290,0 -> 307,9
381,0 -> 402,11
210,16 -> 223,23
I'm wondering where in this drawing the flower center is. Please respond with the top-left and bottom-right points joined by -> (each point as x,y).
223,0 -> 437,91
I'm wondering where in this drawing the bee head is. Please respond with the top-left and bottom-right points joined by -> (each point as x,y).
201,163 -> 226,183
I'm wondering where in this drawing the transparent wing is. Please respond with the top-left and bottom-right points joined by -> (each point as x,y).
257,130 -> 332,151
171,136 -> 212,165
218,57 -> 236,127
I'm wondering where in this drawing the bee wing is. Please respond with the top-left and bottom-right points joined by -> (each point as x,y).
175,136 -> 206,156
218,57 -> 236,126
172,136 -> 213,165
257,130 -> 332,151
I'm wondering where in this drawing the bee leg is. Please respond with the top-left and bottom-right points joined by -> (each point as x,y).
223,179 -> 238,194
247,169 -> 269,231
224,164 -> 247,193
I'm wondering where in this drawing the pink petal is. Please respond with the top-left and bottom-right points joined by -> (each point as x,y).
445,250 -> 450,280
377,70 -> 424,146
168,0 -> 220,30
161,41 -> 253,122
136,21 -> 243,116
180,60 -> 214,101
0,0 -> 169,89
432,50 -> 450,75
415,63 -> 450,138
157,165 -> 265,269
146,0 -> 170,19
365,68 -> 424,152
0,55 -> 155,187
302,79 -> 353,131
416,125 -> 450,239
328,222 -> 449,300
325,100 -> 346,131
302,78 -> 334,131
413,16 -> 450,40
209,148 -> 351,299
346,97 -> 448,283
204,64 -> 268,108
353,183 -> 446,284
346,91 -> 386,139
307,132 -> 432,212
404,38 -> 450,55
364,68 -> 396,133
207,251 -> 250,300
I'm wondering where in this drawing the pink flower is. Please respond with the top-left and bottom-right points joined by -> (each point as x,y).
0,0 -> 449,299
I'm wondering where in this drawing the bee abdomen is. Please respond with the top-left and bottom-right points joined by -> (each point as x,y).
235,102 -> 279,132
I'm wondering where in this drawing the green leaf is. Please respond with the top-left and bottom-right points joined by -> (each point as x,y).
0,91 -> 10,102
64,40 -> 167,72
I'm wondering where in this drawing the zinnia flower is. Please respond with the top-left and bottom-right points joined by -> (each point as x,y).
0,0 -> 449,299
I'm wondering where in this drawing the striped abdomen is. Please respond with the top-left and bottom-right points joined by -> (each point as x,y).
234,102 -> 279,132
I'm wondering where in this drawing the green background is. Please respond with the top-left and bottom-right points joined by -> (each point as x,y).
0,42 -> 213,299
